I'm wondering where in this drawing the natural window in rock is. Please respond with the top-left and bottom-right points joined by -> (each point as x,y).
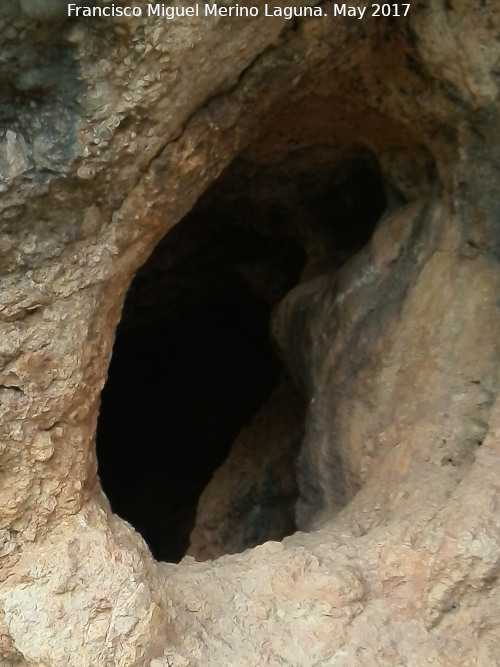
96,139 -> 387,563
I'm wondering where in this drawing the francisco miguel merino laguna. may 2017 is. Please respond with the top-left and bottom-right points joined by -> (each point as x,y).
66,3 -> 329,19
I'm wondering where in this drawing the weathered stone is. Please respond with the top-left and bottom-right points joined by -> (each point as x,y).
188,376 -> 304,561
0,0 -> 499,665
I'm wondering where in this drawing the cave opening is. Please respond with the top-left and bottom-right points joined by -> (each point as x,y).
96,141 -> 387,563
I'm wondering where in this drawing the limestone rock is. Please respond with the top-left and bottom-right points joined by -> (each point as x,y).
0,1 -> 499,665
188,376 -> 304,561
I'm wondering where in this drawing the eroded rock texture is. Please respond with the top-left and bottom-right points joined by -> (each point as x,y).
1,0 -> 500,665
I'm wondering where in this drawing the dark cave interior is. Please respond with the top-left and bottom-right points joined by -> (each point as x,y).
96,277 -> 285,562
96,146 -> 387,563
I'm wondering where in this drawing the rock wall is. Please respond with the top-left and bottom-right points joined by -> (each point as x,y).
0,1 -> 500,665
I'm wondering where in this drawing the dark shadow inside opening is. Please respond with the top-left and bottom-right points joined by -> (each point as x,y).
96,148 -> 387,563
96,224 -> 305,562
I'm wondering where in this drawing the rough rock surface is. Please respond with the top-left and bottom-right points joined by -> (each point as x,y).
0,0 -> 500,665
188,375 -> 304,561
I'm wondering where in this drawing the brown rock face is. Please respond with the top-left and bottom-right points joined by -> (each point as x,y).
1,1 -> 500,665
